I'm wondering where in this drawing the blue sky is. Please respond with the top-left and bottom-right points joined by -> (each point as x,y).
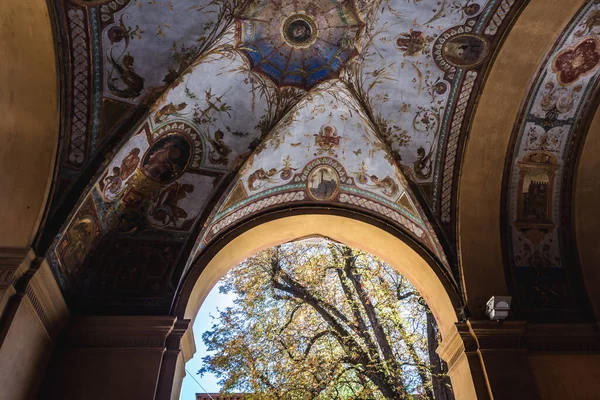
179,285 -> 235,400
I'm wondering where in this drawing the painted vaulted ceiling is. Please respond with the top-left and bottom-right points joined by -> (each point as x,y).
35,0 -> 600,316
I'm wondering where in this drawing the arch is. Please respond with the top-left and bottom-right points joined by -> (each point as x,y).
176,210 -> 461,339
0,0 -> 59,249
174,209 -> 482,399
458,0 -> 584,318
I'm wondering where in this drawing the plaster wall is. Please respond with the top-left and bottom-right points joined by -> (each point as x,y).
529,353 -> 600,400
575,103 -> 600,318
42,348 -> 165,400
0,0 -> 58,248
0,298 -> 53,400
0,259 -> 67,400
459,0 -> 584,317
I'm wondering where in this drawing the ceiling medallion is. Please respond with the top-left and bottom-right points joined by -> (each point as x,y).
281,14 -> 318,48
235,0 -> 364,90
441,33 -> 490,68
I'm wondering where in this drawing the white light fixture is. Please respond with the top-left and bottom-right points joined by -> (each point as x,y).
485,296 -> 512,321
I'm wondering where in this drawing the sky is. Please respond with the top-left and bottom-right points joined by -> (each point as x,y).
179,284 -> 236,400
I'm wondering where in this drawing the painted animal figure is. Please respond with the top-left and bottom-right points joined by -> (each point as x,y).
154,102 -> 187,123
207,129 -> 232,165
149,182 -> 194,226
247,168 -> 278,191
107,50 -> 145,99
413,146 -> 433,180
369,174 -> 399,198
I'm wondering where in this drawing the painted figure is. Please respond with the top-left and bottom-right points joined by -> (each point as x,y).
442,34 -> 489,67
396,30 -> 429,56
120,148 -> 141,180
523,179 -> 549,221
286,19 -> 312,43
154,102 -> 187,124
314,125 -> 341,156
103,167 -> 123,199
149,182 -> 195,227
142,135 -> 191,182
207,129 -> 232,165
60,217 -> 96,271
369,174 -> 399,198
248,168 -> 278,191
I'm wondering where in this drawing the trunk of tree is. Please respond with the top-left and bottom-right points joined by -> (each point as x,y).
271,252 -> 407,399
426,312 -> 455,400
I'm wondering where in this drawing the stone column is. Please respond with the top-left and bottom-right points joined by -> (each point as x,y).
0,250 -> 69,400
439,320 -> 542,400
437,322 -> 489,400
155,319 -> 195,400
42,315 -> 193,400
469,320 -> 541,400
0,248 -> 33,317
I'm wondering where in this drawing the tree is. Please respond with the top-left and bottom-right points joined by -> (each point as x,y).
199,238 -> 454,399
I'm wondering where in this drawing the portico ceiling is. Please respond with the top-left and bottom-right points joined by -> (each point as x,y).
37,0 -> 597,316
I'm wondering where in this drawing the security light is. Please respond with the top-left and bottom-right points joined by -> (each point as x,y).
485,296 -> 512,321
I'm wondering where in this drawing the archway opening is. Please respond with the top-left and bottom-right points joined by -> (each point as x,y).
182,236 -> 455,399
179,214 -> 459,338
175,213 -> 474,399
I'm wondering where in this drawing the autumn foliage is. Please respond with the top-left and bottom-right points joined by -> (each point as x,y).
199,238 -> 453,399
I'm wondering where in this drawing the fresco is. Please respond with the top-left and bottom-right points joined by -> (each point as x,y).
505,2 -> 600,309
189,84 -> 449,271
46,0 -> 527,312
236,0 -> 363,89
102,0 -> 242,104
347,0 -> 488,184
49,48 -> 278,296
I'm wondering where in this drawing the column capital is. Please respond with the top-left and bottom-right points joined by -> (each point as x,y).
65,315 -> 179,348
0,247 -> 34,288
467,320 -> 528,350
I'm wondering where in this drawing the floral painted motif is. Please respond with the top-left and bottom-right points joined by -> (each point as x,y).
552,37 -> 600,86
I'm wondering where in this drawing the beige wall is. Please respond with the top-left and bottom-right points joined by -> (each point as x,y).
0,261 -> 68,400
0,297 -> 53,400
43,348 -> 166,400
530,354 -> 600,400
575,104 -> 600,318
0,0 -> 59,249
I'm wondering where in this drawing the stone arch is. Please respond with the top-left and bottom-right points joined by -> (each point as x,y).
457,0 -> 586,318
574,100 -> 600,317
175,209 -> 478,399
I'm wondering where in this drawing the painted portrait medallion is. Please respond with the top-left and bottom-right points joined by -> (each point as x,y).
442,34 -> 490,68
307,164 -> 340,201
282,14 -> 317,47
141,134 -> 192,183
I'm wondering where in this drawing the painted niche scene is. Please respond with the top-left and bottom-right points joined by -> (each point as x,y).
507,3 -> 600,271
